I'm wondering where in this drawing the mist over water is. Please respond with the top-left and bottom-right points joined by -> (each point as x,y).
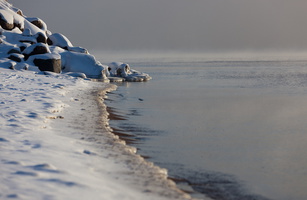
11,0 -> 307,52
99,52 -> 307,200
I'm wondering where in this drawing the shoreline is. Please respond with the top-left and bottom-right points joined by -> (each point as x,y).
93,86 -> 193,200
102,87 -> 208,199
0,68 -> 191,199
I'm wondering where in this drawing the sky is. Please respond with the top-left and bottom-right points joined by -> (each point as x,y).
10,0 -> 307,52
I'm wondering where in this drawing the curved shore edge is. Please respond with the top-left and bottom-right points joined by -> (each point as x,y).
94,88 -> 193,199
48,80 -> 193,199
0,68 -> 192,199
0,1 -> 193,199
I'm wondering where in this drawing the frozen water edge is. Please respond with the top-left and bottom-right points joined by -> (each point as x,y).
0,68 -> 193,200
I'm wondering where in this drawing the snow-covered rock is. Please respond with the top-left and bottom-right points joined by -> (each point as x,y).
0,0 -> 150,80
47,32 -> 73,49
26,17 -> 47,31
108,62 -> 152,81
27,53 -> 61,73
61,51 -> 107,79
22,43 -> 50,60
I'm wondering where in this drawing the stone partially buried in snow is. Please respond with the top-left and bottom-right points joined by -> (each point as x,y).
108,62 -> 130,77
22,43 -> 50,60
28,53 -> 61,73
61,51 -> 107,79
47,33 -> 88,53
0,9 -> 14,30
26,17 -> 47,31
47,33 -> 72,49
108,62 -> 152,82
8,53 -> 23,62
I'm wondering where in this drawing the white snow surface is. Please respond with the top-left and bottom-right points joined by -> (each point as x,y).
0,1 -> 191,200
0,69 -> 190,200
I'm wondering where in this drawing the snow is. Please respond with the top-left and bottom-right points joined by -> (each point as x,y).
0,68 -> 190,200
26,17 -> 48,31
60,51 -> 107,79
0,1 -> 190,200
47,33 -> 73,49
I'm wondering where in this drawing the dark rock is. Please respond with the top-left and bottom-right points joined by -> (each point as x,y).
7,48 -> 21,54
47,37 -> 53,45
30,20 -> 44,30
8,53 -> 24,62
23,43 -> 50,60
36,32 -> 46,43
0,14 -> 14,30
26,17 -> 47,31
14,23 -> 23,32
19,43 -> 30,52
16,10 -> 24,16
32,53 -> 61,73
19,46 -> 25,51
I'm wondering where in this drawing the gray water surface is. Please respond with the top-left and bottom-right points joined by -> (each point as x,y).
98,52 -> 307,200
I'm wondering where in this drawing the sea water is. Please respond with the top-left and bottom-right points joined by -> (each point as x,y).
95,51 -> 307,200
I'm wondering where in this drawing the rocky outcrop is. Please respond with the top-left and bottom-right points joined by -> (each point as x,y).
0,1 -> 150,81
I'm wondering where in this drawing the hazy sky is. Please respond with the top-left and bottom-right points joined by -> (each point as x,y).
10,0 -> 307,52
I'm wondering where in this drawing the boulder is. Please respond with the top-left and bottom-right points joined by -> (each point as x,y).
22,43 -> 50,60
7,48 -> 20,54
18,29 -> 46,44
28,53 -> 61,73
26,17 -> 47,31
16,10 -> 23,17
60,51 -> 107,79
35,32 -> 46,43
8,53 -> 23,62
19,43 -> 31,52
107,62 -> 152,81
47,33 -> 72,49
108,62 -> 131,77
0,10 -> 14,30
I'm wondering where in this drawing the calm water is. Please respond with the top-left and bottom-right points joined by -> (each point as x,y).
95,52 -> 307,200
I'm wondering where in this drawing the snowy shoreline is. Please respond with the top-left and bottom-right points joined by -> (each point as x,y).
0,67 -> 191,200
0,1 -> 193,199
